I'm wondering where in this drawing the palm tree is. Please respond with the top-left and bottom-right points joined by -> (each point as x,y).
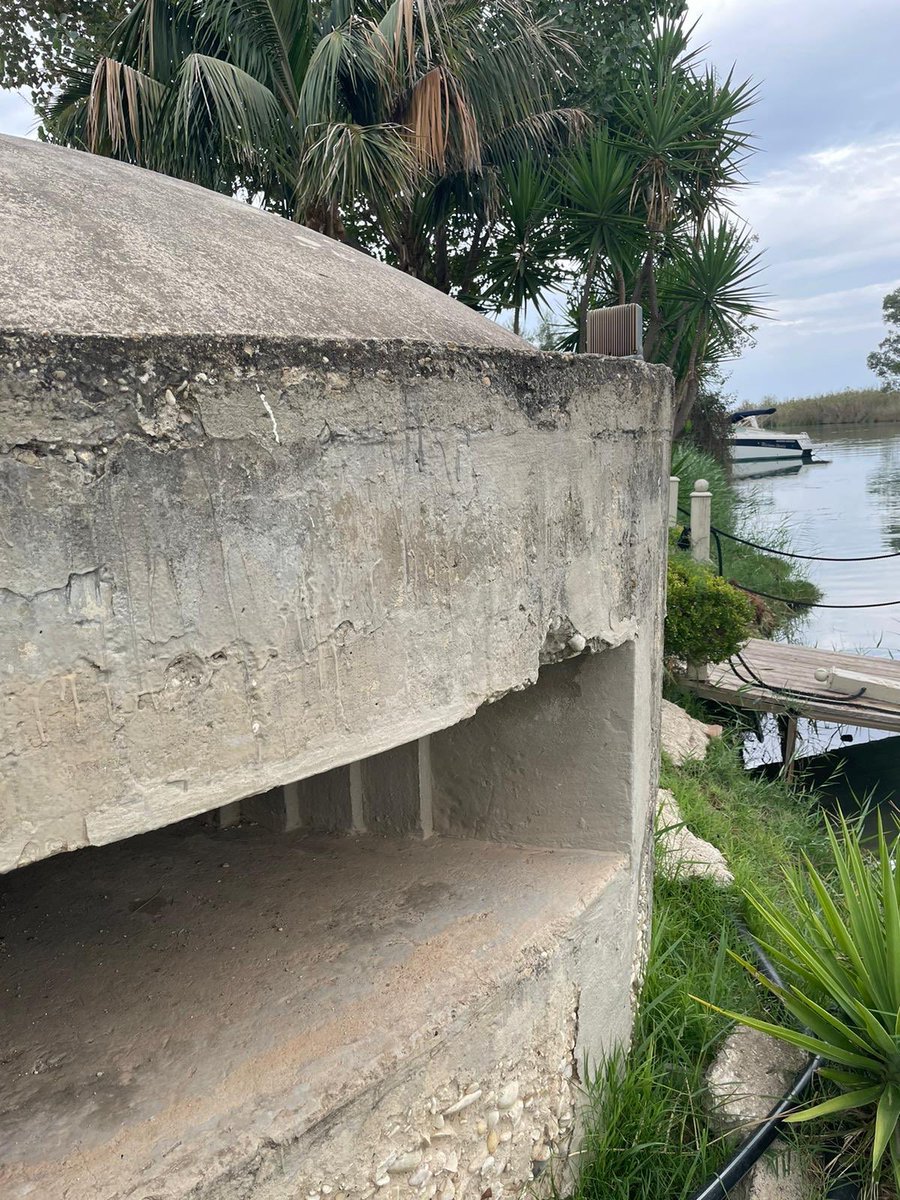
479,159 -> 568,335
49,0 -> 580,254
556,131 -> 643,350
659,221 -> 767,434
616,31 -> 747,349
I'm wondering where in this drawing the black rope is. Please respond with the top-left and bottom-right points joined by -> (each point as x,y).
676,499 -> 900,703
675,505 -> 900,563
727,648 -> 900,718
711,525 -> 900,563
733,583 -> 900,611
677,522 -> 900,610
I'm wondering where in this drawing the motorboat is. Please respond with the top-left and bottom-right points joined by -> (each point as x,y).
729,407 -> 816,462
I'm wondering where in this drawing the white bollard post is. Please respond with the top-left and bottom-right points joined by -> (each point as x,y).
668,476 -> 679,527
690,478 -> 712,564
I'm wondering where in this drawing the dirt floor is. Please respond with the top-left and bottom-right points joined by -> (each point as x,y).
0,820 -> 621,1198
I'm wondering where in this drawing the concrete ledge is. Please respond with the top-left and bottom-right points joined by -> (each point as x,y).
0,332 -> 671,874
0,824 -> 627,1200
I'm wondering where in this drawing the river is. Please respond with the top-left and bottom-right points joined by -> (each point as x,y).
732,423 -> 900,824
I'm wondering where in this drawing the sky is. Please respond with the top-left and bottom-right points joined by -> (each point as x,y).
3,1 -> 900,401
685,0 -> 900,401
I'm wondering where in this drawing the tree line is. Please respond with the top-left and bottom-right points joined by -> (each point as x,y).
2,0 -> 768,435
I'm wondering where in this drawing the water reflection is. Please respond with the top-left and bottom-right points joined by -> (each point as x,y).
730,460 -> 806,482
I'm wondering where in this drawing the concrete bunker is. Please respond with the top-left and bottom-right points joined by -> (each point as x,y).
0,134 -> 672,1200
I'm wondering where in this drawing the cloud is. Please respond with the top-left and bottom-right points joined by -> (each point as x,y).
0,88 -> 37,138
746,136 -> 900,288
684,0 -> 900,400
729,135 -> 900,395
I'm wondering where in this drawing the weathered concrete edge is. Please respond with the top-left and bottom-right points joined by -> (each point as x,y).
0,333 -> 673,449
1,335 -> 672,857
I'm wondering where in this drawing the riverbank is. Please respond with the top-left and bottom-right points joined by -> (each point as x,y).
761,387 -> 900,427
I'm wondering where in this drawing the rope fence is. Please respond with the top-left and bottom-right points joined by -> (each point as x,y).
670,478 -> 900,610
668,473 -> 900,716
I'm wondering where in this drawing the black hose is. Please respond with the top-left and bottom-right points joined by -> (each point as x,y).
686,917 -> 823,1200
688,1056 -> 821,1200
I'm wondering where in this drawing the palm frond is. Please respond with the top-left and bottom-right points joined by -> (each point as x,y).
169,52 -> 288,180
84,56 -> 169,162
298,119 -> 418,214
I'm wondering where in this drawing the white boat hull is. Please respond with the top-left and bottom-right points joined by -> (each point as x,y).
729,429 -> 814,462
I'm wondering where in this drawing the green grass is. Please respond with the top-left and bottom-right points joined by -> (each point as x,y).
662,732 -> 830,894
572,725 -> 831,1200
760,388 -> 900,428
671,443 -> 821,629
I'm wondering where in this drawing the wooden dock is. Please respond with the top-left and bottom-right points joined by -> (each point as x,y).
684,638 -> 900,735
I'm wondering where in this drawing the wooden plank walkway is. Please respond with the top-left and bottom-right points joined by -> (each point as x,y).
684,638 -> 900,734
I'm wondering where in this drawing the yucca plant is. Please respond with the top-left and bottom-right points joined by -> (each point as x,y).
703,815 -> 900,1192
480,158 -> 568,335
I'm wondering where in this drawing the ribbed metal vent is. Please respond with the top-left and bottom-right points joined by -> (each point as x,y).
586,304 -> 643,357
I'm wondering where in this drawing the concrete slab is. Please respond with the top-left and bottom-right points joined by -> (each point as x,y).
0,822 -> 625,1200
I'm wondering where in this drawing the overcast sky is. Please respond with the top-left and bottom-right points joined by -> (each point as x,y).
686,0 -> 900,401
3,1 -> 900,401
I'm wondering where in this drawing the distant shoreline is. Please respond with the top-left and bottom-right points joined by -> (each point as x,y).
760,387 -> 900,428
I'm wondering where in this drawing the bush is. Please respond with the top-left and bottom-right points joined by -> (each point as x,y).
665,553 -> 753,663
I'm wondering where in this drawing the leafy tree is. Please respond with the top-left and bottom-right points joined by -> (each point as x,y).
868,288 -> 900,389
0,1 -> 127,114
535,0 -> 686,114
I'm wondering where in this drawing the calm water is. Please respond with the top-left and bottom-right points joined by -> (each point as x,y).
732,423 -> 900,801
734,423 -> 900,659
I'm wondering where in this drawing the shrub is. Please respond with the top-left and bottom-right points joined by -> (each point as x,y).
665,553 -> 753,663
683,388 -> 734,466
705,816 -> 900,1192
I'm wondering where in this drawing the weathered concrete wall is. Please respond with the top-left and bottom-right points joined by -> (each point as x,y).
0,133 -> 672,1200
0,335 -> 671,872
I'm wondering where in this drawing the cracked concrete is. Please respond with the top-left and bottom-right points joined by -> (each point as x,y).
0,134 -> 672,1200
1,323 -> 671,873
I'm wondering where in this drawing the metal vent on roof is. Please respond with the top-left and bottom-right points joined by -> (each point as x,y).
586,304 -> 643,357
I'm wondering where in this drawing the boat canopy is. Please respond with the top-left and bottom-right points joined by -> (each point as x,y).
729,407 -> 777,424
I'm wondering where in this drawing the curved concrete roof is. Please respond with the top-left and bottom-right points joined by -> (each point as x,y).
0,135 -> 528,350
